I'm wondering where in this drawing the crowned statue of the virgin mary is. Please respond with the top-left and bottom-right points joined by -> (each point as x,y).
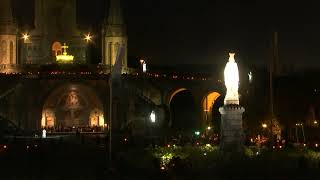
224,53 -> 239,105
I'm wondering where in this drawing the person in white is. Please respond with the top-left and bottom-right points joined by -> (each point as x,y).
224,53 -> 239,105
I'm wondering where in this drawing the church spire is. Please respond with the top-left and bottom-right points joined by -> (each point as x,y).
107,0 -> 124,25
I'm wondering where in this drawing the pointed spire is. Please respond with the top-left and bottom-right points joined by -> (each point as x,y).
0,0 -> 14,24
107,0 -> 124,25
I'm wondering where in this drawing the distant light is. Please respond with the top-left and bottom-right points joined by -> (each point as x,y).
150,110 -> 156,123
204,153 -> 207,156
3,145 -> 7,149
195,131 -> 200,136
248,71 -> 253,83
207,126 -> 211,130
314,120 -> 318,124
303,143 -> 306,147
84,33 -> 92,42
316,144 -> 318,147
262,123 -> 267,128
279,145 -> 282,149
143,61 -> 147,73
42,129 -> 46,138
22,33 -> 30,41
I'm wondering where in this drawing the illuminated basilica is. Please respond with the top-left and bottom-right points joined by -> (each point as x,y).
0,0 -> 127,67
0,0 -> 225,134
0,0 -> 129,132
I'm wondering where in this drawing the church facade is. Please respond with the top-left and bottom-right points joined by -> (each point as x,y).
0,0 -> 128,68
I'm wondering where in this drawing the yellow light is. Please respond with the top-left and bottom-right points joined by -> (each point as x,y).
304,143 -> 306,147
207,126 -> 211,130
22,33 -> 30,41
262,123 -> 267,128
316,144 -> 318,147
56,43 -> 74,62
84,33 -> 92,42
314,120 -> 318,124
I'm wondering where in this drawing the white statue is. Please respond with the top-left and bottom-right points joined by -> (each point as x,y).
224,53 -> 239,105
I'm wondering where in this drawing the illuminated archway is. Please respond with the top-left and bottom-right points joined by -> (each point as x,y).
41,84 -> 105,130
202,92 -> 221,128
52,41 -> 62,56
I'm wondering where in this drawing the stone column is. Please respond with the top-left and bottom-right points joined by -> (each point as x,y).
219,104 -> 245,153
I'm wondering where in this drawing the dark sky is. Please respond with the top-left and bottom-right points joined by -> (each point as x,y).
14,0 -> 320,68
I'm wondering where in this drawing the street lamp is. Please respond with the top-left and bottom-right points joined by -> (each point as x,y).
84,33 -> 92,43
150,110 -> 156,123
22,33 -> 30,42
262,123 -> 267,128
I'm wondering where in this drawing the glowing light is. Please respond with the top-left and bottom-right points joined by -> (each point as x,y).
304,143 -> 306,147
316,144 -> 318,147
279,145 -> 282,149
150,110 -> 156,123
143,61 -> 147,73
262,123 -> 267,128
207,126 -> 211,130
42,129 -> 46,138
22,33 -> 30,41
195,131 -> 200,136
3,145 -> 7,149
84,33 -> 92,42
314,120 -> 318,124
56,43 -> 74,62
224,53 -> 239,105
248,71 -> 253,83
204,153 -> 207,156
206,144 -> 211,147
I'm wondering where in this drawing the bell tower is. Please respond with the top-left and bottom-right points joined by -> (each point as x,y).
0,0 -> 17,65
102,0 -> 127,72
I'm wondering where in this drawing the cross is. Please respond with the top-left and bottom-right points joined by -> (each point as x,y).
61,43 -> 69,55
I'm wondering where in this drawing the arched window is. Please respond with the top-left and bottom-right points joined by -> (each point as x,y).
52,41 -> 62,56
10,41 -> 13,64
0,40 -> 7,64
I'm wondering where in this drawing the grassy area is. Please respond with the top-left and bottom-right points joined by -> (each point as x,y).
1,137 -> 320,179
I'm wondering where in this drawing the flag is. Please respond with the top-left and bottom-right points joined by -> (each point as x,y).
110,45 -> 124,86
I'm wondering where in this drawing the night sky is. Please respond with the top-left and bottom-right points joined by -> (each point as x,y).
14,0 -> 320,68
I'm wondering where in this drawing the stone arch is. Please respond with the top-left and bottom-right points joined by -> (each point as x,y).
167,88 -> 188,106
202,91 -> 223,131
167,88 -> 199,130
41,83 -> 105,130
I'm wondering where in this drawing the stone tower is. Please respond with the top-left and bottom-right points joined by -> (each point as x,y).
102,0 -> 127,72
0,0 -> 17,65
25,0 -> 86,64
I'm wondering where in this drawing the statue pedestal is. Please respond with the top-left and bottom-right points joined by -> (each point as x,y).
219,105 -> 245,153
